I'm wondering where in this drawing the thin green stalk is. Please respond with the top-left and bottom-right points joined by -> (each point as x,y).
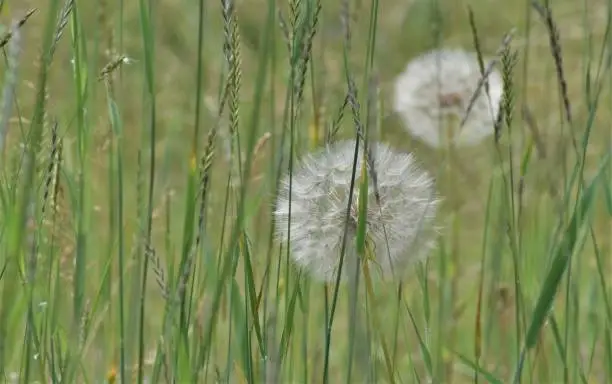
69,0 -> 90,347
137,0 -> 157,382
104,81 -> 126,383
362,255 -> 395,384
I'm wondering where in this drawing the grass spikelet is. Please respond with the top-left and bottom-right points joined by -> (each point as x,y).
499,45 -> 518,140
49,0 -> 74,59
200,128 -> 217,206
51,133 -> 64,215
41,120 -> 60,218
289,0 -> 302,37
467,7 -> 487,89
288,0 -> 300,35
462,20 -> 516,133
0,8 -> 36,49
222,0 -> 241,133
531,1 -> 572,126
294,1 -> 321,109
98,55 -> 134,81
221,0 -> 242,188
145,244 -> 169,299
346,72 -> 364,142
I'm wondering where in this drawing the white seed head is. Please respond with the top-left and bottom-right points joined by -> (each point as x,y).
392,48 -> 503,148
274,140 -> 439,282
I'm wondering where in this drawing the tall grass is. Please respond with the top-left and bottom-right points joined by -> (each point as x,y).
0,0 -> 610,383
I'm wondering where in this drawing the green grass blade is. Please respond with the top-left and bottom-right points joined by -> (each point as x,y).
454,351 -> 504,384
517,151 -> 610,381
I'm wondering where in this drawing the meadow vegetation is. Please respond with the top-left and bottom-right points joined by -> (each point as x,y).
0,0 -> 610,382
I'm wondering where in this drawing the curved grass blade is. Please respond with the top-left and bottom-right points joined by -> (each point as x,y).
515,151 -> 610,381
453,350 -> 503,384
403,300 -> 433,379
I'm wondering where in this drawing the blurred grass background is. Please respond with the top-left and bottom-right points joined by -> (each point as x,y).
0,0 -> 610,382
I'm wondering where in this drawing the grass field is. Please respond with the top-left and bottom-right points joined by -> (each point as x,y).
0,0 -> 610,382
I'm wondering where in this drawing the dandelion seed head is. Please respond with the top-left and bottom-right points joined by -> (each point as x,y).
393,48 -> 503,148
274,140 -> 439,282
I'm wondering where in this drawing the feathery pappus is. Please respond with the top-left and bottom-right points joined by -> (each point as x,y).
274,140 -> 439,282
393,48 -> 503,148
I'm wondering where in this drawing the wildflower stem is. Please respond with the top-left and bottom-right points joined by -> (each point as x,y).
346,250 -> 361,383
444,116 -> 461,381
362,250 -> 395,384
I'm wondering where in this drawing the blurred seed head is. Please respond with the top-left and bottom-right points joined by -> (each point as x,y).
392,48 -> 503,148
274,140 -> 439,282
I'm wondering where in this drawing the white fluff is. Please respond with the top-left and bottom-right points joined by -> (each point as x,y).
393,48 -> 503,148
274,140 -> 439,282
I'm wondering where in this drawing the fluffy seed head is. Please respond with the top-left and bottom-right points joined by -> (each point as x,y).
274,140 -> 439,282
392,48 -> 503,148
